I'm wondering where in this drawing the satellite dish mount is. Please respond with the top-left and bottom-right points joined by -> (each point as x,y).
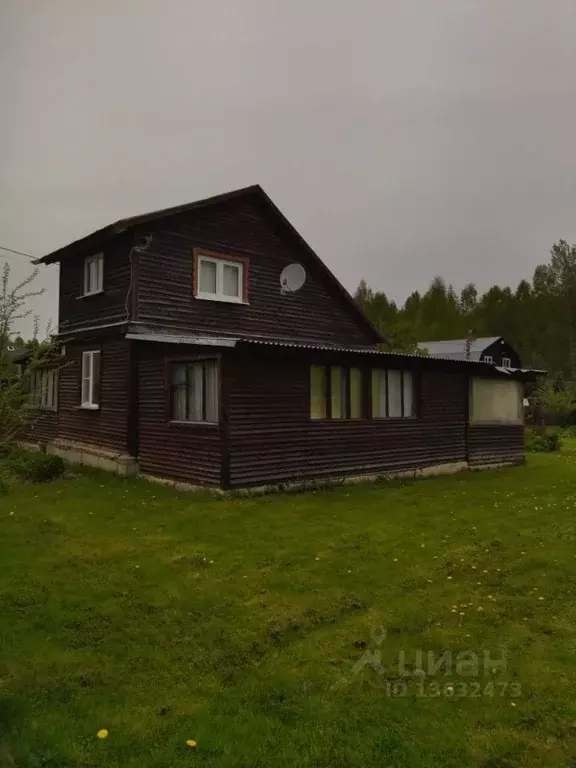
280,263 -> 306,296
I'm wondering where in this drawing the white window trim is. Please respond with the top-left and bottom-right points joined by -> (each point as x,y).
502,357 -> 512,368
195,255 -> 245,304
483,355 -> 494,364
81,350 -> 100,409
82,253 -> 104,297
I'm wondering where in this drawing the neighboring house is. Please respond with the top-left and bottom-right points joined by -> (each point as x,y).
419,337 -> 521,368
25,185 -> 537,489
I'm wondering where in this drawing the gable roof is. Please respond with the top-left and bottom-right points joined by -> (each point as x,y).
34,185 -> 383,344
419,337 -> 502,361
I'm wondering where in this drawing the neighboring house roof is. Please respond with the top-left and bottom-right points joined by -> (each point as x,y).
34,185 -> 384,344
419,337 -> 503,361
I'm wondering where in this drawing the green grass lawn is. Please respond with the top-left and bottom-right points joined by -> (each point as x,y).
2,445 -> 576,767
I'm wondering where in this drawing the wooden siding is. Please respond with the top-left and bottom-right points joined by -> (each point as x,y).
136,342 -> 222,486
135,196 -> 376,347
58,235 -> 132,334
468,424 -> 524,466
58,339 -> 131,453
21,411 -> 58,444
225,350 -> 469,488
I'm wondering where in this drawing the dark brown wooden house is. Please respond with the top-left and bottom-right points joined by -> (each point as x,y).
27,185 -> 535,489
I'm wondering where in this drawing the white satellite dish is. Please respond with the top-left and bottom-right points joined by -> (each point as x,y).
280,263 -> 306,295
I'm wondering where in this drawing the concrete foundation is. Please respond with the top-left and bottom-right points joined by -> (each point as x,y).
19,441 -> 518,493
46,439 -> 138,477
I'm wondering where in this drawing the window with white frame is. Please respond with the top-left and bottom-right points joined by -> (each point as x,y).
195,253 -> 245,303
483,355 -> 494,364
83,253 -> 104,295
502,357 -> 511,368
171,360 -> 219,423
372,369 -> 415,419
81,350 -> 101,408
470,378 -> 523,424
30,368 -> 58,411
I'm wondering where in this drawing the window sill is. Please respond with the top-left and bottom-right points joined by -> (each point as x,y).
76,290 -> 104,299
78,404 -> 100,410
170,420 -> 219,427
311,416 -> 419,422
194,293 -> 248,305
470,420 -> 523,426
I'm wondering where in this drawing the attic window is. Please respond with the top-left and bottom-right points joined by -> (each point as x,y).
83,253 -> 104,295
194,249 -> 248,304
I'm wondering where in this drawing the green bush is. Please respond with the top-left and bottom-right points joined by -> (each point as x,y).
5,452 -> 65,483
525,427 -> 562,453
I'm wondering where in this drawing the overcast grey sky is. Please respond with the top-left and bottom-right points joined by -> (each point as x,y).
1,1 -> 575,337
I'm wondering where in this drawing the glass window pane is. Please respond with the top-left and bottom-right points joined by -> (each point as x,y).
172,363 -> 186,386
199,260 -> 217,294
173,386 -> 187,420
350,368 -> 362,418
97,255 -> 103,291
403,371 -> 414,417
310,366 -> 326,419
82,377 -> 91,405
388,370 -> 402,417
331,367 -> 344,419
372,370 -> 387,417
188,363 -> 203,421
223,263 -> 241,297
46,370 -> 53,409
205,361 -> 219,422
92,352 -> 101,406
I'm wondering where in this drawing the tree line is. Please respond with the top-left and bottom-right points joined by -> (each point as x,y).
354,239 -> 576,381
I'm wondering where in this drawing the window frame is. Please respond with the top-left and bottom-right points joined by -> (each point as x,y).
80,350 -> 101,409
193,248 -> 249,304
502,357 -> 512,368
30,367 -> 59,412
309,365 -> 365,420
169,358 -> 220,425
82,253 -> 104,296
483,355 -> 494,364
469,377 -> 523,425
371,368 -> 416,420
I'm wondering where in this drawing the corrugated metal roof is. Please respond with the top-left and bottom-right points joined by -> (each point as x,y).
418,337 -> 501,360
124,331 -> 544,375
239,338 -> 496,366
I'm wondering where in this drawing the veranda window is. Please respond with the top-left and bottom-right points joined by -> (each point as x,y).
171,360 -> 219,423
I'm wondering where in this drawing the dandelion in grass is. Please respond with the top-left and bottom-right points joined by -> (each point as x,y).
97,729 -> 108,740
186,740 -> 198,749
